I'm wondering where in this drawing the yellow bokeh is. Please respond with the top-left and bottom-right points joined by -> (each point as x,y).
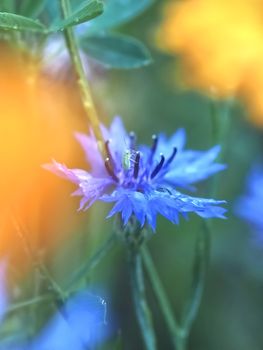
0,43 -> 86,276
157,0 -> 263,125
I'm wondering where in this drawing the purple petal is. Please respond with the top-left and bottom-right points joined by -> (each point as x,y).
0,260 -> 8,323
75,132 -> 106,176
43,160 -> 91,184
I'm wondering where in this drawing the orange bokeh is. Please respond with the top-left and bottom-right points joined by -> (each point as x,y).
157,0 -> 263,126
0,43 -> 86,276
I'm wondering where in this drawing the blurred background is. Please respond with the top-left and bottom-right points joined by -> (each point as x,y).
1,0 -> 263,349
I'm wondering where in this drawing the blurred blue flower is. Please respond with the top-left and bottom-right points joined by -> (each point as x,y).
0,262 -> 110,350
45,117 -> 226,230
30,291 -> 109,350
236,166 -> 263,235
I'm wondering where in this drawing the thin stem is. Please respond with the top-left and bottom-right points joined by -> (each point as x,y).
66,232 -> 117,291
7,233 -> 116,318
209,99 -> 232,147
59,0 -> 104,148
181,223 -> 210,334
6,294 -> 53,314
209,99 -> 232,197
11,216 -> 67,302
142,246 -> 183,349
129,248 -> 157,350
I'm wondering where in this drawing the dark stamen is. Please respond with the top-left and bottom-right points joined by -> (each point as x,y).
151,134 -> 158,155
166,147 -> 177,166
105,140 -> 114,167
129,131 -> 136,149
105,140 -> 112,158
133,151 -> 141,179
105,158 -> 118,182
151,154 -> 165,179
148,134 -> 158,165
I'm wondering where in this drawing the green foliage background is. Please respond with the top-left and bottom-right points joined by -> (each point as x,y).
91,2 -> 263,349
1,0 -> 263,349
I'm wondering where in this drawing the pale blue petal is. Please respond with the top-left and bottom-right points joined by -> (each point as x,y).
164,146 -> 225,187
236,166 -> 263,232
30,291 -> 109,350
104,190 -> 147,227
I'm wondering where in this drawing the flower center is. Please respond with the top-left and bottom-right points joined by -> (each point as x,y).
103,134 -> 178,184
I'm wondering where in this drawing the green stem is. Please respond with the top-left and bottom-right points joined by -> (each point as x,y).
12,215 -> 67,302
181,224 -> 210,334
66,232 -> 117,291
7,233 -> 116,318
142,228 -> 210,350
129,248 -> 157,350
209,99 -> 232,147
7,294 -> 53,314
142,246 -> 183,349
59,0 -> 104,147
209,99 -> 232,196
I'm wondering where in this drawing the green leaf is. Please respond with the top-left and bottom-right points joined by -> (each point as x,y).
19,0 -> 48,18
50,0 -> 103,32
87,0 -> 154,33
0,12 -> 46,32
80,33 -> 152,69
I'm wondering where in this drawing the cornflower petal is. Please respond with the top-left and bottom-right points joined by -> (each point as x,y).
104,190 -> 147,227
75,132 -> 105,176
155,128 -> 186,156
80,178 -> 114,206
164,145 -> 226,188
108,197 -> 133,225
43,160 -> 91,184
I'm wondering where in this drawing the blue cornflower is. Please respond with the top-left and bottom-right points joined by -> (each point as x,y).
236,166 -> 263,235
45,117 -> 226,230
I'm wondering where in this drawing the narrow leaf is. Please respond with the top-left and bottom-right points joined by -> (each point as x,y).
142,246 -> 180,348
66,233 -> 116,291
80,33 -> 152,69
0,12 -> 46,32
87,0 -> 154,33
50,0 -> 103,32
129,251 -> 157,350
